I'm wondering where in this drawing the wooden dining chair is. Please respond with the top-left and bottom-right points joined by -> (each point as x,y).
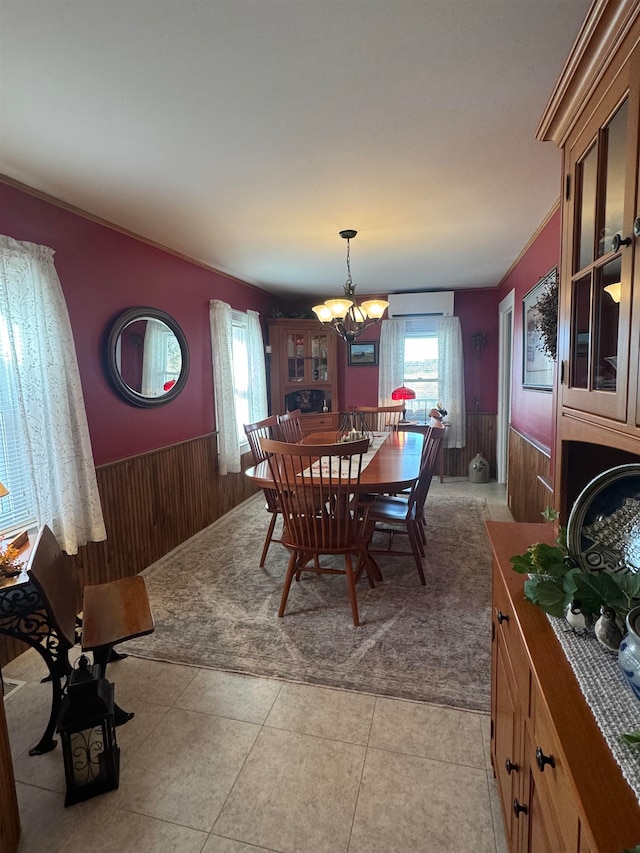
278,409 -> 305,442
260,436 -> 375,626
354,404 -> 405,432
244,415 -> 284,566
365,426 -> 444,584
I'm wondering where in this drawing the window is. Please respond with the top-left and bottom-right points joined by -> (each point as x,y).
232,312 -> 251,451
403,319 -> 439,422
0,315 -> 35,534
0,236 -> 105,553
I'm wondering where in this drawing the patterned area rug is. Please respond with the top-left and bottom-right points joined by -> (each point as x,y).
122,493 -> 492,712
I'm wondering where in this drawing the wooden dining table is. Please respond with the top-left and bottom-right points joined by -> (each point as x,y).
244,428 -> 425,494
245,429 -> 425,584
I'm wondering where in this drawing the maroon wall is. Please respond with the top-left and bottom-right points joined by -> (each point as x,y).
339,290 -> 501,414
498,208 -> 561,452
0,182 -> 276,466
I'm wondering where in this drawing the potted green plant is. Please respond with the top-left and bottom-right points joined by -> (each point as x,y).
509,527 -> 640,623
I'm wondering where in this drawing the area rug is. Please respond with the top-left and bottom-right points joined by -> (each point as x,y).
121,493 -> 493,712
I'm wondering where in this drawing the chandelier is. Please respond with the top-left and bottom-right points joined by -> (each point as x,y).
312,230 -> 389,343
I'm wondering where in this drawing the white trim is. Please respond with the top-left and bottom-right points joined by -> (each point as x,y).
497,290 -> 515,485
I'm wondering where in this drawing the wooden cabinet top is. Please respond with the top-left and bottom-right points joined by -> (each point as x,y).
486,521 -> 640,851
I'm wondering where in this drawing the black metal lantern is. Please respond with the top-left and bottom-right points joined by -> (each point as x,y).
57,655 -> 120,806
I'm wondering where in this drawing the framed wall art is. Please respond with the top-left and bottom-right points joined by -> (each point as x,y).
347,340 -> 378,366
522,268 -> 557,390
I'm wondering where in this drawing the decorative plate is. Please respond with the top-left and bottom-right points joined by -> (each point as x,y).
566,464 -> 640,574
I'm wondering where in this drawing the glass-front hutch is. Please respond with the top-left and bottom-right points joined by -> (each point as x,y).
267,319 -> 339,431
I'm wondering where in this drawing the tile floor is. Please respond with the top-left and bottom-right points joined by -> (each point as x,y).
4,478 -> 513,853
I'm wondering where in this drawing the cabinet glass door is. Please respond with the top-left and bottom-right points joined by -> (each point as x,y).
562,89 -> 633,420
310,333 -> 330,382
286,332 -> 306,383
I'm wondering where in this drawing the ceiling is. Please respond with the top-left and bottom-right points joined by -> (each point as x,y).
0,0 -> 592,300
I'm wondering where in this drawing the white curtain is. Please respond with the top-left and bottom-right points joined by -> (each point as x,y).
141,318 -> 165,397
0,235 -> 106,554
209,299 -> 241,474
378,318 -> 407,405
438,315 -> 466,448
246,310 -> 268,423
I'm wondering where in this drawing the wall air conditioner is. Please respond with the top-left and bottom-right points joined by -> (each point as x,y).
387,291 -> 454,318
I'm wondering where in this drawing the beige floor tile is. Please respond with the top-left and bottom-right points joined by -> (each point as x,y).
15,781 -> 103,853
488,775 -> 509,853
214,726 -> 365,853
202,835 -> 280,853
5,680 -> 57,760
111,698 -> 172,765
109,706 -> 259,832
368,697 -> 486,768
480,713 -> 493,771
107,655 -> 200,707
265,681 -> 376,744
349,748 -> 496,853
13,738 -> 66,794
488,504 -> 515,521
56,802 -> 209,853
176,668 -> 282,723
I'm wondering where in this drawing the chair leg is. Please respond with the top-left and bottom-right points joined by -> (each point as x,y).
278,552 -> 298,617
260,512 -> 279,567
408,525 -> 426,585
344,553 -> 360,627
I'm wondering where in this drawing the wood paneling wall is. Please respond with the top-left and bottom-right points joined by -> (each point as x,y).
444,413 -> 497,478
507,426 -> 553,522
0,433 -> 259,666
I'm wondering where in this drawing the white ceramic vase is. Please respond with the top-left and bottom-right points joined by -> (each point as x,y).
619,605 -> 640,701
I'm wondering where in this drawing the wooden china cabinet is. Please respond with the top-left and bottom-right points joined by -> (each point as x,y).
488,4 -> 640,852
267,318 -> 340,434
537,0 -> 640,515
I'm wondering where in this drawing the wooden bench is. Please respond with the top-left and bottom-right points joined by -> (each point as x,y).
23,525 -> 154,752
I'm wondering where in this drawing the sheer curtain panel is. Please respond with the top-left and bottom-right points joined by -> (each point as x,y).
437,315 -> 466,448
246,310 -> 268,424
0,236 -> 106,554
210,299 -> 241,474
378,318 -> 407,405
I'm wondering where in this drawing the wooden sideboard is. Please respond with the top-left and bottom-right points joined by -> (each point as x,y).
487,521 -> 640,853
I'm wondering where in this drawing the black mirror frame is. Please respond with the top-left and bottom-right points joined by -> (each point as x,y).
105,307 -> 190,408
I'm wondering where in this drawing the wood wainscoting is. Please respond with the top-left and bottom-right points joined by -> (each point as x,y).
507,425 -> 553,522
444,413 -> 496,478
0,432 -> 259,666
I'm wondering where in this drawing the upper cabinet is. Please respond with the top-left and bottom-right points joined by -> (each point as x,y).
267,318 -> 339,417
537,0 -> 640,514
559,49 -> 639,421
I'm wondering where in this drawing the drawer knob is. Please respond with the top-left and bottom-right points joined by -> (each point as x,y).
496,610 -> 509,624
512,799 -> 528,817
535,746 -> 555,772
505,758 -> 519,775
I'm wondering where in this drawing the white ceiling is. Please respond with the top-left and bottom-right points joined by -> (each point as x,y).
0,0 -> 592,299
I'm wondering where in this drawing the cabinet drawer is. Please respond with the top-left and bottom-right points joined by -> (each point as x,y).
301,413 -> 339,434
531,691 -> 579,853
493,563 -> 531,714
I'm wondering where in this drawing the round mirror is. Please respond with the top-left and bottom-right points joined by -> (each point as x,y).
105,307 -> 190,407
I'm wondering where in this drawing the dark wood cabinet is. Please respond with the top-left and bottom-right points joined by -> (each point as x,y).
487,521 -> 640,853
267,318 -> 340,433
